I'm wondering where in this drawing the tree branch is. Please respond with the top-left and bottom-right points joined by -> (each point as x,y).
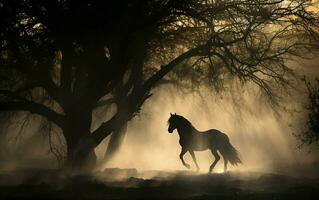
91,114 -> 118,145
95,98 -> 116,108
142,45 -> 205,92
0,99 -> 64,128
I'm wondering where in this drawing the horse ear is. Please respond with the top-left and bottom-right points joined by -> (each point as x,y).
174,113 -> 176,115
170,113 -> 173,116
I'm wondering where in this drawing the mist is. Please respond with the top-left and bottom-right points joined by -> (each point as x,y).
1,58 -> 319,177
96,82 -> 319,177
95,57 -> 319,176
94,55 -> 319,176
1,79 -> 319,177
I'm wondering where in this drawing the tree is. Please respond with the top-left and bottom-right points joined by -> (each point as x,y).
295,77 -> 319,147
0,0 -> 318,171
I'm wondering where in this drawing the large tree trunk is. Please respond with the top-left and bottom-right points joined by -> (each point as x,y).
65,136 -> 97,172
63,109 -> 97,172
62,102 -> 133,171
103,123 -> 127,164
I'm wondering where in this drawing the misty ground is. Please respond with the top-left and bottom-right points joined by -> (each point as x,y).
0,168 -> 319,200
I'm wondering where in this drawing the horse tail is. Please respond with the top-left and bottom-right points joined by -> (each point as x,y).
221,138 -> 242,166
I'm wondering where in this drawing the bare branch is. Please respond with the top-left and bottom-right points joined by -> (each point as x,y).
0,101 -> 64,127
142,45 -> 206,92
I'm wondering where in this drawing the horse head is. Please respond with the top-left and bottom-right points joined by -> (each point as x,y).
168,113 -> 178,133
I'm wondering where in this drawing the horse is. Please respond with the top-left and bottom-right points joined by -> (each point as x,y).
167,113 -> 242,173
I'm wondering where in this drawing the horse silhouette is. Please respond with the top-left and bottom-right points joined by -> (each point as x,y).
167,113 -> 242,173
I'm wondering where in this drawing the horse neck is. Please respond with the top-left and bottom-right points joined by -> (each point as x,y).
176,123 -> 197,138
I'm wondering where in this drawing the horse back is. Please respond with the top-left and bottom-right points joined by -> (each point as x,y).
200,129 -> 229,146
180,129 -> 227,151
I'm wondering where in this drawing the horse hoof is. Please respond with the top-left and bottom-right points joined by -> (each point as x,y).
184,164 -> 191,169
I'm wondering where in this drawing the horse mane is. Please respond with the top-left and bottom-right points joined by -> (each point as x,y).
176,115 -> 196,130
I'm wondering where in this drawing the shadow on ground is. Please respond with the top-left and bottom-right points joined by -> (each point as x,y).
0,168 -> 318,200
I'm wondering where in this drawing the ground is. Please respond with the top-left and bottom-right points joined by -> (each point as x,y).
0,168 -> 318,200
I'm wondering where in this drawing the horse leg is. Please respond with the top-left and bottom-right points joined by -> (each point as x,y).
223,157 -> 228,172
209,149 -> 220,173
219,151 -> 228,172
189,150 -> 200,172
180,148 -> 190,169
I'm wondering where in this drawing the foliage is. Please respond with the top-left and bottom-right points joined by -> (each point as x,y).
295,77 -> 319,147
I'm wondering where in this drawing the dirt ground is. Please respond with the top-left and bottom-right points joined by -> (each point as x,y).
0,168 -> 318,200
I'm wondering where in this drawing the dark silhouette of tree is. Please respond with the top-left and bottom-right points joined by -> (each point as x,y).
0,0 -> 318,170
295,77 -> 319,147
